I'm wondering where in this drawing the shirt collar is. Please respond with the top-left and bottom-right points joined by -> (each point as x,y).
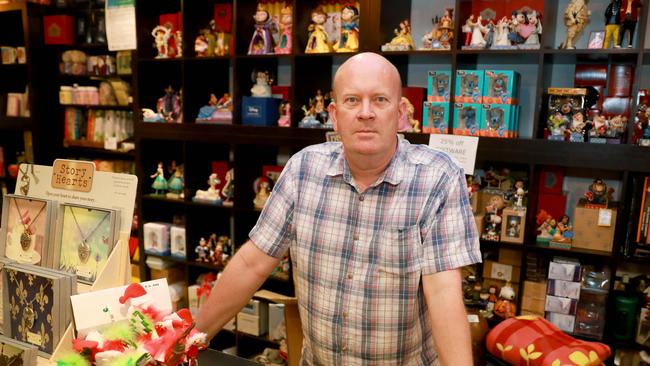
326,136 -> 406,187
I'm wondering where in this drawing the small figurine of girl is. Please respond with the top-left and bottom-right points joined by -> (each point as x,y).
469,15 -> 488,47
387,20 -> 416,50
193,173 -> 222,204
251,70 -> 273,97
253,176 -> 272,209
152,25 -> 170,58
333,4 -> 359,53
525,11 -> 542,46
150,162 -> 168,195
167,166 -> 184,199
221,169 -> 235,206
558,214 -> 574,241
305,6 -> 332,53
463,15 -> 475,46
274,5 -> 293,54
247,3 -> 275,55
278,101 -> 291,127
197,93 -> 218,120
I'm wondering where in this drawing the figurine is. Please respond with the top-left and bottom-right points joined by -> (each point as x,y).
305,6 -> 332,53
214,30 -> 230,56
617,0 -> 642,48
251,70 -> 273,97
194,30 -> 210,57
155,85 -> 182,123
197,93 -> 219,120
152,25 -> 171,58
221,168 -> 234,206
299,103 -> 321,128
514,179 -> 526,209
299,90 -> 330,128
333,4 -> 359,53
150,162 -> 168,195
494,283 -> 517,319
493,17 -> 511,47
558,214 -> 574,241
524,11 -> 542,47
482,195 -> 505,241
569,112 -> 587,141
463,15 -> 475,46
469,15 -> 488,48
487,285 -> 499,312
193,173 -> 223,204
253,176 -> 272,209
585,178 -> 613,205
195,238 -> 211,262
274,5 -> 293,54
398,97 -> 420,132
561,0 -> 591,49
247,3 -> 276,55
607,114 -> 628,140
436,8 -> 455,49
214,93 -> 233,122
278,101 -> 291,127
167,166 -> 184,199
382,20 -> 416,51
604,0 -> 622,48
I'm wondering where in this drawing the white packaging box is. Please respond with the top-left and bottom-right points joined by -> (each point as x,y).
546,312 -> 576,333
143,222 -> 171,255
269,303 -> 286,341
170,225 -> 186,258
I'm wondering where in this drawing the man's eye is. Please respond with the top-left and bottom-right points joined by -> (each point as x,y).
345,97 -> 359,104
374,96 -> 388,103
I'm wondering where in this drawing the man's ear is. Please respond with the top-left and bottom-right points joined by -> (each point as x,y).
328,101 -> 338,131
397,97 -> 407,122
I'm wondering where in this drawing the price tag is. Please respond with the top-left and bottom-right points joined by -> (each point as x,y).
104,136 -> 118,150
51,159 -> 95,193
429,134 -> 479,174
467,314 -> 479,323
597,208 -> 612,227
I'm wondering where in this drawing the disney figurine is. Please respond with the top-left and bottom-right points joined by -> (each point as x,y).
482,195 -> 505,241
214,93 -> 233,122
197,93 -> 219,120
152,25 -> 171,58
524,11 -> 542,48
561,0 -> 591,49
251,70 -> 273,97
494,283 -> 517,320
333,4 -> 359,53
253,176 -> 272,210
463,15 -> 475,46
469,15 -> 488,48
155,85 -> 182,123
274,5 -> 293,54
166,166 -> 184,199
382,20 -> 416,51
299,90 -> 330,128
514,179 -> 526,209
557,214 -> 574,242
247,3 -> 276,55
492,17 -> 511,48
604,0 -> 622,48
193,173 -> 223,204
397,97 -> 420,132
617,0 -> 642,48
195,238 -> 211,262
150,162 -> 168,195
305,6 -> 332,53
278,101 -> 291,127
585,178 -> 613,206
221,168 -> 234,206
437,8 -> 454,49
195,22 -> 216,57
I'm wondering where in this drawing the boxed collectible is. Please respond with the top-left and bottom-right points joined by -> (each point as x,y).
545,88 -> 588,141
143,222 -> 171,255
545,295 -> 578,315
452,103 -> 481,136
455,70 -> 483,103
500,206 -> 525,244
521,280 -> 548,315
480,104 -> 515,138
427,70 -> 452,102
482,70 -> 519,104
422,102 -> 449,134
237,299 -> 269,336
545,312 -> 576,333
170,225 -> 186,259
572,200 -> 617,253
242,96 -> 280,126
483,260 -> 521,283
43,15 -> 74,45
547,279 -> 581,299
548,260 -> 581,282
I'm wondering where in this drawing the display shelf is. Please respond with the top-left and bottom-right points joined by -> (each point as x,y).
380,50 -> 453,55
57,73 -> 133,81
479,239 -> 524,251
457,49 -> 541,55
543,48 -> 641,55
60,104 -> 133,111
0,116 -> 31,130
45,43 -> 108,49
142,194 -> 235,211
236,54 -> 293,59
63,139 -> 135,156
525,243 -> 616,259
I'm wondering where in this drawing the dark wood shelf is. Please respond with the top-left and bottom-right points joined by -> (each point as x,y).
184,56 -> 232,61
142,194 -> 235,211
63,140 -> 136,158
479,240 -> 524,251
543,48 -> 639,55
46,43 -> 109,49
381,49 -> 452,56
457,48 -> 540,55
0,116 -> 31,130
236,54 -> 292,59
60,104 -> 133,111
57,73 -> 132,81
525,243 -> 614,259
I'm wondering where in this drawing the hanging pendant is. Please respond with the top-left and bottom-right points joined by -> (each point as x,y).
20,230 -> 31,251
24,306 -> 35,329
78,240 -> 90,263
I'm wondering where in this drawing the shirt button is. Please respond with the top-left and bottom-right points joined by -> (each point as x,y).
342,345 -> 347,352
347,273 -> 353,280
343,311 -> 348,318
359,195 -> 364,202
353,233 -> 359,240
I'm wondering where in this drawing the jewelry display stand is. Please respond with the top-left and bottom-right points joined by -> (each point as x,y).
11,161 -> 137,365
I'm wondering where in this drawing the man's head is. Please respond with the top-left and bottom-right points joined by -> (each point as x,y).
329,52 -> 405,161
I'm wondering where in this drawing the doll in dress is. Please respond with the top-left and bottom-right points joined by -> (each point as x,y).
221,169 -> 235,206
274,5 -> 293,54
157,85 -> 182,123
253,177 -> 272,209
436,8 -> 454,49
305,6 -> 332,53
167,166 -> 184,199
333,4 -> 360,53
524,11 -> 543,47
469,16 -> 488,47
388,20 -> 416,50
152,25 -> 171,58
150,162 -> 168,195
247,3 -> 276,55
251,70 -> 273,97
278,101 -> 291,127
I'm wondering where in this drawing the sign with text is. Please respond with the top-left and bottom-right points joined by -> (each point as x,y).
51,159 -> 95,193
428,135 -> 479,175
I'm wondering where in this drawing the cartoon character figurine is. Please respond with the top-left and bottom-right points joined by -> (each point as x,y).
463,15 -> 475,46
193,173 -> 222,204
253,176 -> 272,210
152,25 -> 171,58
195,238 -> 211,262
585,178 -> 613,205
167,166 -> 184,199
278,101 -> 291,127
251,70 -> 273,97
221,168 -> 235,206
197,94 -> 219,120
397,97 -> 420,132
494,283 -> 517,319
383,20 -> 416,51
274,5 -> 293,54
247,3 -> 276,55
305,6 -> 332,53
333,4 -> 359,53
482,195 -> 505,241
150,162 -> 168,195
617,0 -> 642,48
604,0 -> 622,48
156,85 -> 182,123
558,214 -> 574,242
514,179 -> 526,209
561,0 -> 591,49
437,8 -> 455,49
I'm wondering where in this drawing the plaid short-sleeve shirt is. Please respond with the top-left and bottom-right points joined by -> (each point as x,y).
249,137 -> 481,366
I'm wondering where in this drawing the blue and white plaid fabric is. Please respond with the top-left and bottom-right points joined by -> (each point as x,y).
250,137 -> 481,365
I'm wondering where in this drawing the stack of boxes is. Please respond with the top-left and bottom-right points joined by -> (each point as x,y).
545,258 -> 582,333
424,70 -> 451,134
481,248 -> 523,299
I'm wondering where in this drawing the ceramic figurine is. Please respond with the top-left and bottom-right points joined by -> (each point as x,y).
274,5 -> 293,54
253,176 -> 272,210
382,20 -> 416,51
482,195 -> 505,241
156,85 -> 182,123
251,70 -> 273,97
150,162 -> 168,195
487,285 -> 499,312
604,0 -> 622,48
617,0 -> 642,48
436,8 -> 455,49
166,166 -> 184,199
152,25 -> 172,58
558,214 -> 574,242
463,15 -> 475,46
494,283 -> 517,319
585,178 -> 612,205
397,97 -> 420,132
300,103 -> 321,128
492,17 -> 511,47
278,101 -> 291,127
561,0 -> 591,49
194,29 -> 210,57
514,179 -> 526,209
221,168 -> 235,206
214,30 -> 230,56
313,90 -> 329,124
524,11 -> 542,47
197,93 -> 219,120
193,173 -> 223,204
248,3 -> 276,55
195,237 -> 211,262
607,114 -> 628,140
469,16 -> 488,47
333,4 -> 359,53
214,93 -> 233,121
305,6 -> 332,53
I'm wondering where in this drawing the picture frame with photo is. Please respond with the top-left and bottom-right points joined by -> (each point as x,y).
588,31 -> 605,49
500,207 -> 526,244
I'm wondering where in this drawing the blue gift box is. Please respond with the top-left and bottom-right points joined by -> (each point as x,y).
242,96 -> 280,126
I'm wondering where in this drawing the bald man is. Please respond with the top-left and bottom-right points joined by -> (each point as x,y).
197,52 -> 481,365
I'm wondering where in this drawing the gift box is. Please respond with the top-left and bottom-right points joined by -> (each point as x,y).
143,222 -> 171,255
483,260 -> 521,283
403,86 -> 425,123
545,295 -> 578,315
572,201 -> 617,253
170,225 -> 186,258
44,15 -> 74,45
547,279 -> 581,299
482,70 -> 519,104
272,86 -> 291,101
422,101 -> 449,134
242,96 -> 280,126
480,104 -> 515,138
427,70 -> 451,102
452,103 -> 481,136
521,280 -> 548,315
455,70 -> 484,103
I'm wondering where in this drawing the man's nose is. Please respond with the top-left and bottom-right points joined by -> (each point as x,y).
357,99 -> 375,119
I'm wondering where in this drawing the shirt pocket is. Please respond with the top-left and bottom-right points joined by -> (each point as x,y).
377,224 -> 423,275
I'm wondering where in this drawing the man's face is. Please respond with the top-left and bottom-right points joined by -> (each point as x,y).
329,59 -> 403,157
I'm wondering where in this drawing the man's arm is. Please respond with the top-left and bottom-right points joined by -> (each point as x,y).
423,269 -> 473,366
196,240 -> 281,340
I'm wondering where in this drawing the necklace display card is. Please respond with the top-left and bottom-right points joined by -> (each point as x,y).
54,203 -> 119,285
0,194 -> 56,267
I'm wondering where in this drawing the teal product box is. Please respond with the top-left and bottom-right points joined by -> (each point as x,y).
452,103 -> 482,136
482,70 -> 520,104
242,96 -> 280,126
422,101 -> 449,134
427,70 -> 452,102
481,104 -> 517,138
454,70 -> 484,103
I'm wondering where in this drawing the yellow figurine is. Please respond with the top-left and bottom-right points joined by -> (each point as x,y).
305,6 -> 332,53
333,4 -> 360,53
382,20 -> 416,51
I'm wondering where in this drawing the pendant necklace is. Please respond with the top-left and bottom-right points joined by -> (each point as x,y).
23,281 -> 51,330
69,207 -> 110,264
12,198 -> 46,251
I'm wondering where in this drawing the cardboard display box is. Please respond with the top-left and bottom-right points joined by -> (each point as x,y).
572,202 -> 618,253
521,280 -> 547,314
483,260 -> 521,283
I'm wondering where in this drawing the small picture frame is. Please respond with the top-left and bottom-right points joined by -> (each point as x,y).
500,207 -> 526,244
588,31 -> 605,49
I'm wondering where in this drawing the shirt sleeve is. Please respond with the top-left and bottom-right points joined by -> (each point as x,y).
248,156 -> 297,259
420,165 -> 482,274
